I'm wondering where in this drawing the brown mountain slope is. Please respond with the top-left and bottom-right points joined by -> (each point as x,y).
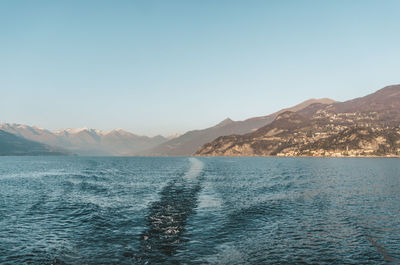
142,98 -> 335,156
196,85 -> 400,157
299,84 -> 400,125
196,111 -> 400,157
300,127 -> 400,156
195,112 -> 315,156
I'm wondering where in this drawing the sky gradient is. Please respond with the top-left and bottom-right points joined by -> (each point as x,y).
1,0 -> 400,136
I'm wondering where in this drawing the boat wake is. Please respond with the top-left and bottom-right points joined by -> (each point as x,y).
134,158 -> 204,264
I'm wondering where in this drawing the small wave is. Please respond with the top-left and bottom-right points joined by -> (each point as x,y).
367,237 -> 398,263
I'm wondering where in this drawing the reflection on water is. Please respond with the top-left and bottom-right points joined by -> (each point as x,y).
0,156 -> 399,264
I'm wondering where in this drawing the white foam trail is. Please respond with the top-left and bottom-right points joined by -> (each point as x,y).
197,192 -> 222,209
184,158 -> 204,178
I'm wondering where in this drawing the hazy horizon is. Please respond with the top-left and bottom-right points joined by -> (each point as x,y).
2,0 -> 400,136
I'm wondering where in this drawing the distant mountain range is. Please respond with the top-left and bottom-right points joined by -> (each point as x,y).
0,130 -> 69,156
142,98 -> 335,156
0,98 -> 334,156
196,85 -> 400,157
0,125 -> 170,156
2,84 -> 400,157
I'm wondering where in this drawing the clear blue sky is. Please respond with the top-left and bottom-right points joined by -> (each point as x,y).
1,0 -> 399,136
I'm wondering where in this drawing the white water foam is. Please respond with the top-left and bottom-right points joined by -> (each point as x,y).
184,158 -> 204,178
197,189 -> 223,209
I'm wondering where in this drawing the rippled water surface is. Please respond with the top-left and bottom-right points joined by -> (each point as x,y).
0,156 -> 400,264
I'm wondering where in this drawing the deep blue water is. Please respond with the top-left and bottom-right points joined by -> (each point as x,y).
0,157 -> 399,264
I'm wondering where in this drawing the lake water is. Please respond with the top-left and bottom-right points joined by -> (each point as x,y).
0,156 -> 399,264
